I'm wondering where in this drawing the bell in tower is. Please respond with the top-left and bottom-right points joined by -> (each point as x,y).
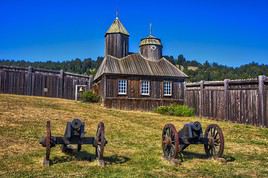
105,16 -> 129,58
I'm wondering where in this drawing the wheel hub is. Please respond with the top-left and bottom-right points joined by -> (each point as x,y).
208,137 -> 215,146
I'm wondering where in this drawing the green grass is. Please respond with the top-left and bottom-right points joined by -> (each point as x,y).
0,94 -> 268,177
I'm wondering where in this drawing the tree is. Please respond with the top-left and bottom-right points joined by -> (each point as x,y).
95,56 -> 104,69
163,55 -> 175,64
177,54 -> 186,66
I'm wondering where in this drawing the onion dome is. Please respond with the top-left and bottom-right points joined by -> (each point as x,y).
140,35 -> 162,47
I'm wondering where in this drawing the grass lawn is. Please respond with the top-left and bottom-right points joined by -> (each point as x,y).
0,94 -> 268,177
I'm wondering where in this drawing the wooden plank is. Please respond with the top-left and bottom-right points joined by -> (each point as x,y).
258,75 -> 265,127
199,80 -> 204,117
26,66 -> 33,95
224,79 -> 229,120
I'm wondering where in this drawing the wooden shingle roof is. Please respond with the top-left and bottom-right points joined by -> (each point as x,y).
140,35 -> 162,46
105,17 -> 129,36
94,54 -> 188,81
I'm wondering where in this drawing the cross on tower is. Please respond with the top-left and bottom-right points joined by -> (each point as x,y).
116,10 -> 119,19
149,23 -> 152,35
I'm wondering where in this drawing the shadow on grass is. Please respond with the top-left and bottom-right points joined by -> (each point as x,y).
222,155 -> 236,162
104,154 -> 130,165
182,151 -> 208,160
50,150 -> 130,166
182,151 -> 236,162
51,150 -> 94,165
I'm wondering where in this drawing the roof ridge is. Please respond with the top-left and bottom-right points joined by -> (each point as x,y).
94,54 -> 188,81
113,53 -> 165,63
93,57 -> 108,80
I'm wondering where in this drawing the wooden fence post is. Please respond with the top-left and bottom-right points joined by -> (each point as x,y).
258,75 -> 265,127
183,81 -> 186,105
59,69 -> 64,98
224,79 -> 230,120
88,75 -> 93,90
27,66 -> 33,95
199,80 -> 204,117
265,76 -> 267,127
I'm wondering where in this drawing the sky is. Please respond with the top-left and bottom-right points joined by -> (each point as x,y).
0,0 -> 268,66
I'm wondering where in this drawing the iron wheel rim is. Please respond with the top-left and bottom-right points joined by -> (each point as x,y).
95,122 -> 105,160
45,121 -> 51,162
162,123 -> 179,160
204,124 -> 224,158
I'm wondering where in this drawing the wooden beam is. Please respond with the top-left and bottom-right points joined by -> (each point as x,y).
258,75 -> 265,127
103,75 -> 107,98
199,80 -> 204,117
224,79 -> 230,121
27,66 -> 33,95
59,69 -> 64,98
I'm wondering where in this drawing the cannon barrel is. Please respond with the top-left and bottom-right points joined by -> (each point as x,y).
191,121 -> 202,131
71,118 -> 82,130
179,122 -> 203,139
190,122 -> 202,138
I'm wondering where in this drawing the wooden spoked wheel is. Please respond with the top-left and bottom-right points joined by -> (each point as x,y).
162,124 -> 179,160
77,144 -> 82,152
95,122 -> 105,160
44,121 -> 51,166
204,124 -> 224,158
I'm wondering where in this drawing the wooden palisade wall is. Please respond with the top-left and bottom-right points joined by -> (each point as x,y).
0,65 -> 92,100
185,76 -> 268,127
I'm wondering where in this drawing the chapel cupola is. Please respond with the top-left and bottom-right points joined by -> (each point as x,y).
140,24 -> 162,61
105,16 -> 129,58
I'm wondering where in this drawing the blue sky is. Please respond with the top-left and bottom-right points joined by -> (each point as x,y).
0,0 -> 267,66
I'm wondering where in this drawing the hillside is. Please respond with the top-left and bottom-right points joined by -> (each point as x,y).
0,94 -> 268,177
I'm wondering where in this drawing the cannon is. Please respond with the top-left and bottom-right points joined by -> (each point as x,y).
162,121 -> 224,160
39,118 -> 107,166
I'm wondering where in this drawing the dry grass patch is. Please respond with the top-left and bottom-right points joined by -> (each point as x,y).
0,94 -> 268,177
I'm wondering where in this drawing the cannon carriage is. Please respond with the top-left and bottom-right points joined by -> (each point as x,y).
39,118 -> 107,166
162,121 -> 224,160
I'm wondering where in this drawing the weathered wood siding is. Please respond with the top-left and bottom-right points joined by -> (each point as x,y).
140,44 -> 162,61
105,33 -> 129,58
104,98 -> 181,111
0,65 -> 92,100
102,75 -> 184,110
185,76 -> 268,127
105,75 -> 184,99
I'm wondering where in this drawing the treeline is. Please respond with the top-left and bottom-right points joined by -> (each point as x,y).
1,55 -> 267,82
0,57 -> 104,75
164,55 -> 268,82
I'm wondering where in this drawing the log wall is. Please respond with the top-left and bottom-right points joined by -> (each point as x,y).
104,75 -> 184,99
104,98 -> 182,111
0,65 -> 92,100
185,76 -> 268,127
94,75 -> 185,111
